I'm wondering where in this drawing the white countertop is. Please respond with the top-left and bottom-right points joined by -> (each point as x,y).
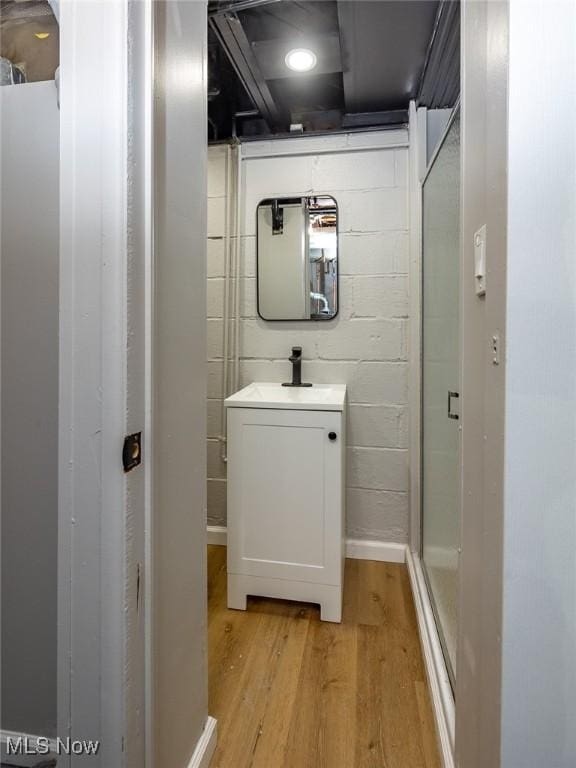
225,382 -> 347,411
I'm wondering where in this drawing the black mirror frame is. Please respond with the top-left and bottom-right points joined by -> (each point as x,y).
255,194 -> 340,322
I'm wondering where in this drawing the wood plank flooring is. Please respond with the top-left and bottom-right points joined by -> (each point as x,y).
208,546 -> 441,768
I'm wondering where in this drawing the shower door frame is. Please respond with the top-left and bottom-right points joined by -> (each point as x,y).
419,103 -> 462,692
406,99 -> 461,768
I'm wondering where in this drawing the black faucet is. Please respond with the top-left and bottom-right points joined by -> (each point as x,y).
282,346 -> 312,387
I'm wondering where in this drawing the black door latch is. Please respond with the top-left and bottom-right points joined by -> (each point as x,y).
123,432 -> 142,472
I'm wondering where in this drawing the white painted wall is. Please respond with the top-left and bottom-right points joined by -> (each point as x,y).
502,1 -> 576,765
1,81 -> 59,738
207,130 -> 411,543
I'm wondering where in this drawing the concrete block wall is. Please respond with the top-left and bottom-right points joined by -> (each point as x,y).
207,129 -> 411,542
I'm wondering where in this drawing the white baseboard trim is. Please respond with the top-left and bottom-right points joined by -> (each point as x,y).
207,525 -> 227,546
405,549 -> 455,768
0,730 -> 58,767
207,526 -> 407,564
345,538 -> 406,563
186,716 -> 217,768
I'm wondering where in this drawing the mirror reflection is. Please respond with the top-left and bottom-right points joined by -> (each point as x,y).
257,195 -> 338,321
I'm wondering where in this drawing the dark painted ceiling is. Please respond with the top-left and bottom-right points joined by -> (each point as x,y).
338,1 -> 437,113
208,0 -> 460,141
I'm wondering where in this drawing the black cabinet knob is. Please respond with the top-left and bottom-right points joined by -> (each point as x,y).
328,432 -> 337,441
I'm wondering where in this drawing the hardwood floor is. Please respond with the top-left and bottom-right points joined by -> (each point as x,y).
208,545 -> 441,768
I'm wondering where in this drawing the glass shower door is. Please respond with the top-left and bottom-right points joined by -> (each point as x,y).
421,113 -> 460,685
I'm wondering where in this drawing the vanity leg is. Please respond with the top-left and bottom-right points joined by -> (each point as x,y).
227,574 -> 247,611
320,587 -> 342,623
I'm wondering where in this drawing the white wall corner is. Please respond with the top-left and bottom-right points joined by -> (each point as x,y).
185,716 -> 217,768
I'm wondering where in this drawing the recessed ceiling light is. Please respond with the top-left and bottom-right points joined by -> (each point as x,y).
285,48 -> 317,73
34,32 -> 50,40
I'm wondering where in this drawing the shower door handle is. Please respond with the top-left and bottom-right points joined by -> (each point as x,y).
447,391 -> 460,420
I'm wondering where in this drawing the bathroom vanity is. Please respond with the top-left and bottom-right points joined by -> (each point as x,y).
225,382 -> 346,622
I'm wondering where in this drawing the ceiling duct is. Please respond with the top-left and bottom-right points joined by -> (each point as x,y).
337,1 -> 439,114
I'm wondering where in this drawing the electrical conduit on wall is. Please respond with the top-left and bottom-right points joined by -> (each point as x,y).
218,141 -> 242,463
219,143 -> 232,462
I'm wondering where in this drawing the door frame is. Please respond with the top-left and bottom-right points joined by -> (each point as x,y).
58,1 -> 152,764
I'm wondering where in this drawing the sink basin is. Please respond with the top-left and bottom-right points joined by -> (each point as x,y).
225,382 -> 347,411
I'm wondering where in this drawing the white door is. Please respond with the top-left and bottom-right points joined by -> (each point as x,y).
227,407 -> 343,585
1,81 -> 60,764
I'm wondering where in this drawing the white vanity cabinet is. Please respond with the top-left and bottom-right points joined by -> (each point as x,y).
225,383 -> 346,622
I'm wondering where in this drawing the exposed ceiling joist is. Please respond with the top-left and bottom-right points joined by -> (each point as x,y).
209,0 -> 282,18
208,0 -> 450,141
342,110 -> 408,129
209,11 -> 285,131
417,0 -> 460,108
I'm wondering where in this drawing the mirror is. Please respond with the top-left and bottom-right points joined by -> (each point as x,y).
257,195 -> 338,321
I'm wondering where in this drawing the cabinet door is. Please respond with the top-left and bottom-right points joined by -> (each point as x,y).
227,407 -> 343,585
